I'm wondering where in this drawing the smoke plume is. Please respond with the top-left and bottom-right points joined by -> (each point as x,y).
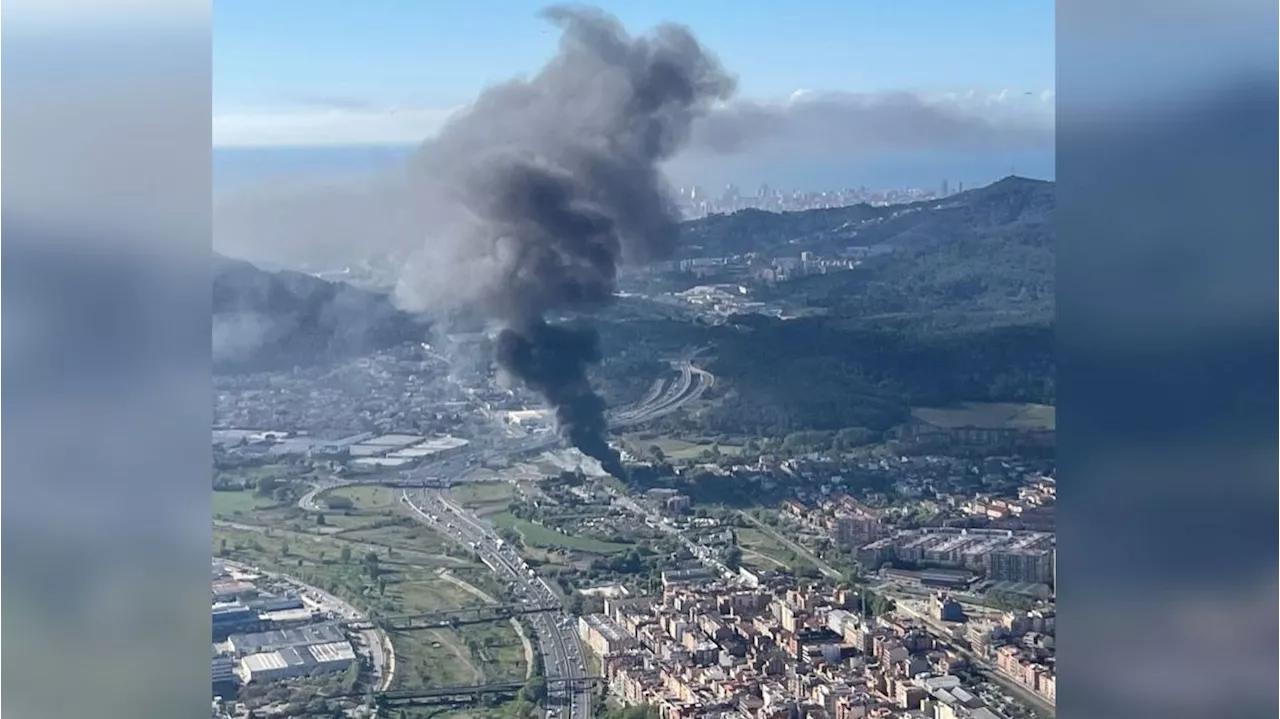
691,90 -> 1053,157
392,6 -> 735,476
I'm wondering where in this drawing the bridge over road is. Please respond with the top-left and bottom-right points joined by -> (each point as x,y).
343,603 -> 560,631
329,676 -> 605,708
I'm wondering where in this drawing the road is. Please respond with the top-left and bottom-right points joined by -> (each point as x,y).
214,519 -> 469,566
403,489 -> 592,719
891,596 -> 1056,718
343,354 -> 715,718
298,479 -> 345,511
217,557 -> 395,691
736,510 -> 844,581
609,352 -> 711,427
603,486 -> 734,580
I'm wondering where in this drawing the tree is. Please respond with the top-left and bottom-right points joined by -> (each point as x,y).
834,427 -> 876,451
340,546 -> 352,563
280,541 -> 290,557
518,674 -> 547,704
648,445 -> 666,462
341,660 -> 361,692
218,538 -> 228,555
253,476 -> 279,498
363,551 -> 380,578
325,495 -> 355,511
863,589 -> 895,617
315,513 -> 327,526
724,545 -> 743,571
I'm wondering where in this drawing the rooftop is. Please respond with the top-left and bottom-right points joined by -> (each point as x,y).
308,641 -> 356,664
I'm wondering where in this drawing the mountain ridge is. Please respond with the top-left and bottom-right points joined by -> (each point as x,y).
213,252 -> 428,373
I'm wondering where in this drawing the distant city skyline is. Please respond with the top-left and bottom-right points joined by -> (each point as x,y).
213,3 -> 1053,212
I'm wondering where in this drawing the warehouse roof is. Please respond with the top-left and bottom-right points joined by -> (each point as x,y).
308,641 -> 356,664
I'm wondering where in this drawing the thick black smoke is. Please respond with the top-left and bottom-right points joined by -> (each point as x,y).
391,6 -> 736,476
494,320 -> 623,477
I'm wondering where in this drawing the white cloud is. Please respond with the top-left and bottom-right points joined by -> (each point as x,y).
788,88 -> 814,104
212,106 -> 459,147
213,88 -> 1056,148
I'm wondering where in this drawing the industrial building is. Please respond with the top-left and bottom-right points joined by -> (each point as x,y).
212,602 -> 262,641
347,434 -> 470,469
228,622 -> 346,655
212,579 -> 257,603
212,655 -> 237,698
237,640 -> 357,684
244,595 -> 304,613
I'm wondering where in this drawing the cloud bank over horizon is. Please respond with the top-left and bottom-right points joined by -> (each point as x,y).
214,86 -> 1055,153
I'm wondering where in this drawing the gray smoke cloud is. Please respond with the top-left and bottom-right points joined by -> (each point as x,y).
690,90 -> 1053,157
389,5 -> 735,476
210,9 -> 1051,471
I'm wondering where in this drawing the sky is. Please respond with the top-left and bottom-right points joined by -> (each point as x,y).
213,0 -> 1055,149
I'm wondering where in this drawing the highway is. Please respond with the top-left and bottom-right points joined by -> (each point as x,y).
214,354 -> 717,713
386,353 -> 715,718
609,351 -> 711,427
403,489 -> 591,719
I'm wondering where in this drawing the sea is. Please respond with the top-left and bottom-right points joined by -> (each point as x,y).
213,144 -> 1054,195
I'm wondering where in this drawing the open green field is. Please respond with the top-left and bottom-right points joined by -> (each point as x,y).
213,525 -> 526,692
622,433 -> 743,461
450,482 -> 517,516
735,527 -> 805,570
911,402 -> 1056,430
491,512 -> 632,554
212,490 -> 277,519
328,484 -> 401,510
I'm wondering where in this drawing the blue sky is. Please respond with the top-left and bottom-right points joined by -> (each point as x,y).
214,1 -> 1054,147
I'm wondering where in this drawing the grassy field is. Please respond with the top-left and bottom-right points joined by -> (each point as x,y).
310,485 -> 410,530
450,482 -> 518,516
491,512 -> 632,554
622,433 -> 743,461
336,524 -> 456,557
735,527 -> 805,570
212,489 -> 277,519
213,525 -> 527,692
911,402 -> 1056,430
328,484 -> 401,510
